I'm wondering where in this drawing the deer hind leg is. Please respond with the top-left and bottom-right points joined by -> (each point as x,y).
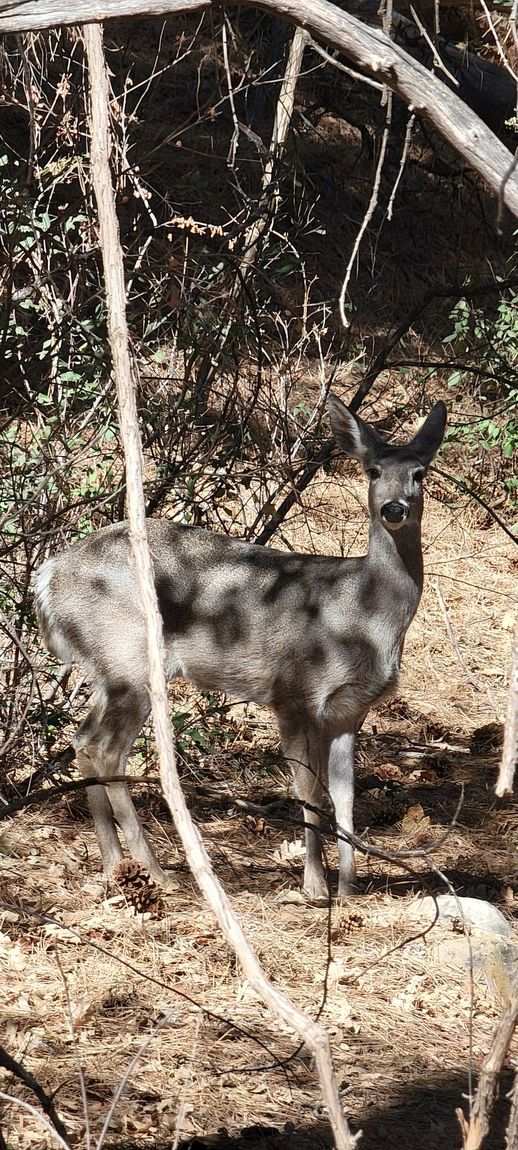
276,709 -> 329,904
74,683 -> 167,882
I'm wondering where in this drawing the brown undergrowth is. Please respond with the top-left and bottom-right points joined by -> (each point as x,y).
1,481 -> 517,1150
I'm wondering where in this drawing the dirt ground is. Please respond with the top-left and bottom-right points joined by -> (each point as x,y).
1,465 -> 517,1150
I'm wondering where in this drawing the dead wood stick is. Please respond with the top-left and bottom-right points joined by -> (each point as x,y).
83,22 -> 358,1150
197,23 -> 308,395
496,623 -> 518,797
456,992 -> 518,1150
240,25 -> 308,275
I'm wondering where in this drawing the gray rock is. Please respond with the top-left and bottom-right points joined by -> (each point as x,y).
430,935 -> 518,998
416,895 -> 517,998
419,895 -> 514,938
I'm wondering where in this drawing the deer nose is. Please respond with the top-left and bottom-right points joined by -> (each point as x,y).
381,500 -> 409,525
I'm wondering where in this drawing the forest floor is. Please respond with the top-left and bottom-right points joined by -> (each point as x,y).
1,462 -> 517,1150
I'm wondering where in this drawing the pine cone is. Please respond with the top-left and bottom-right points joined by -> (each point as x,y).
112,859 -> 162,916
331,910 -> 364,941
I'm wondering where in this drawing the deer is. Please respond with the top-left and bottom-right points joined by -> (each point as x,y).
34,394 -> 446,902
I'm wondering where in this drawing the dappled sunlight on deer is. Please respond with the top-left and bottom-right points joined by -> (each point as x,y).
34,395 -> 446,901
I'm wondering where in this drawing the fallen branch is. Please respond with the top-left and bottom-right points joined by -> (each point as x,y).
83,20 -> 359,1149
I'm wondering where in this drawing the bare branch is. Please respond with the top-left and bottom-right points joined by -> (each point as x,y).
0,1049 -> 70,1150
239,24 -> 309,277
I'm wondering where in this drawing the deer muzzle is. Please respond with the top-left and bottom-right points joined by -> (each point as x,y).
380,500 -> 410,527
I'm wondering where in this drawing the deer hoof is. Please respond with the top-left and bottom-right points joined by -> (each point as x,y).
303,883 -> 330,907
337,881 -> 359,899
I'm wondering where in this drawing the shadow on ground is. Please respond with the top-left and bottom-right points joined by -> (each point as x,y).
108,1069 -> 513,1150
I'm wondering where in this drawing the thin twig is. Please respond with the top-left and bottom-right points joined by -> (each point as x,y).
0,898 -> 293,1077
307,36 -> 384,90
0,1082 -> 69,1150
387,112 -> 414,220
408,7 -> 459,86
221,18 -> 240,167
338,91 -> 392,329
239,25 -> 309,278
195,24 -> 308,396
54,949 -> 91,1150
434,578 -> 493,697
433,467 -> 518,547
0,609 -> 36,758
171,1014 -> 202,1150
478,0 -> 518,80
95,1016 -> 175,1150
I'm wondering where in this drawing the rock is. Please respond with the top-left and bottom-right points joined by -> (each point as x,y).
419,895 -> 514,938
416,895 -> 517,999
430,936 -> 518,999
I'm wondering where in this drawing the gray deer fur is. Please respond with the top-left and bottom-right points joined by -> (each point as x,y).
34,394 -> 447,901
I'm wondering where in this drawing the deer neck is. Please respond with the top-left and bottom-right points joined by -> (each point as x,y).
366,519 -> 424,629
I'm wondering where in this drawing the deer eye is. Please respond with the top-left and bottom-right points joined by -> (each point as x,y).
366,466 -> 381,480
413,468 -> 425,483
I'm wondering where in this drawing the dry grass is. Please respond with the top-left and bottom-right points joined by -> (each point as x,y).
1,484 -> 517,1150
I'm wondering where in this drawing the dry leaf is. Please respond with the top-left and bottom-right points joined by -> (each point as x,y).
244,814 -> 268,836
401,803 -> 426,829
315,958 -> 354,989
43,923 -> 81,943
70,993 -> 98,1027
8,945 -> 27,972
273,838 -> 305,863
408,768 -> 439,784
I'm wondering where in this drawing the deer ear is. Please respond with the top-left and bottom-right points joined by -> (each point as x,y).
409,401 -> 447,463
327,394 -> 386,462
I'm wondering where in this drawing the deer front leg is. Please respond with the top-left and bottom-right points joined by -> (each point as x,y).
277,712 -> 329,904
328,731 -> 358,896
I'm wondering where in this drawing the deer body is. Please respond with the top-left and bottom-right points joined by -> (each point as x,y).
35,396 -> 446,901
